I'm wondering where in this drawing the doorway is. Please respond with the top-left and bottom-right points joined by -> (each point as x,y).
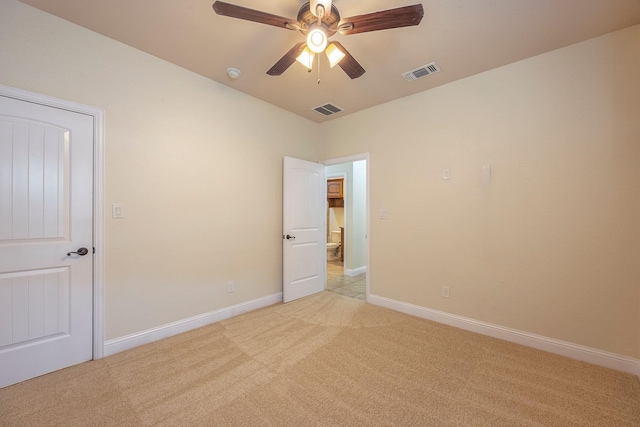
322,155 -> 368,300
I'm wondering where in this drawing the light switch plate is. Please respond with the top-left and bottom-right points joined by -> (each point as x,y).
442,168 -> 451,180
378,209 -> 389,219
112,204 -> 125,219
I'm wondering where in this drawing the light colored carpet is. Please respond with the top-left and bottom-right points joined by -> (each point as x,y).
1,291 -> 639,426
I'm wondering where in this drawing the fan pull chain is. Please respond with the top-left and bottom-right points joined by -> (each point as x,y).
317,52 -> 321,84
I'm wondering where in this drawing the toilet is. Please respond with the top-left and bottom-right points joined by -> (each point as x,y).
326,242 -> 339,260
326,230 -> 341,261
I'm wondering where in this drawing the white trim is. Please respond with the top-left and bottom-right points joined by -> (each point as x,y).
104,292 -> 282,356
369,294 -> 640,376
0,84 -> 106,360
345,266 -> 366,277
322,153 -> 369,166
92,108 -> 105,360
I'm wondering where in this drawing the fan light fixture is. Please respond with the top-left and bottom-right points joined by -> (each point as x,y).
295,47 -> 315,69
306,28 -> 327,53
325,43 -> 345,68
295,42 -> 345,71
212,1 -> 425,79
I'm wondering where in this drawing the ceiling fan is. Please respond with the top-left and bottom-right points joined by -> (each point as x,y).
212,1 -> 424,79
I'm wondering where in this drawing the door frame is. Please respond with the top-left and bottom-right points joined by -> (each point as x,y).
0,84 -> 106,359
321,153 -> 370,300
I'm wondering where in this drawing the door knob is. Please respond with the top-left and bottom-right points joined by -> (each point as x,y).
285,234 -> 296,240
67,247 -> 89,256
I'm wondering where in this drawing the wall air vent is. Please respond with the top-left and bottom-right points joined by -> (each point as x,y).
313,103 -> 343,116
401,62 -> 441,82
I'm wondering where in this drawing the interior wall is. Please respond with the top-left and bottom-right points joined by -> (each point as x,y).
0,0 -> 320,340
351,160 -> 367,270
320,25 -> 640,358
328,207 -> 343,241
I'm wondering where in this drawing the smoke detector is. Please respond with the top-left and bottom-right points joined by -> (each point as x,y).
227,68 -> 241,79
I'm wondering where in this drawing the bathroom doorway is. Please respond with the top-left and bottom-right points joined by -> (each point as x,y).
322,155 -> 368,300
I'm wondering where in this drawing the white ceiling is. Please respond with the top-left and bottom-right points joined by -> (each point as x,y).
17,0 -> 640,123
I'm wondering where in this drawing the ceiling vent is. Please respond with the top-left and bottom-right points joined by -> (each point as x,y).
312,103 -> 343,116
401,62 -> 441,82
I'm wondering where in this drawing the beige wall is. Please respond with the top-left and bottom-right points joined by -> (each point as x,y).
0,0 -> 320,339
320,25 -> 640,357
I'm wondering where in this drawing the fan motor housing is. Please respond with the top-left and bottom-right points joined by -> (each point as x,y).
297,2 -> 340,37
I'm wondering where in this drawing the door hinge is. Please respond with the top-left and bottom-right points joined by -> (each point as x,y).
93,247 -> 95,254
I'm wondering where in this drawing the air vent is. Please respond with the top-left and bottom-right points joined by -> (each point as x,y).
313,103 -> 343,116
401,62 -> 441,82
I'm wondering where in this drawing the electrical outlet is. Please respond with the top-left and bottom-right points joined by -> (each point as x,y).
227,281 -> 235,293
441,286 -> 450,298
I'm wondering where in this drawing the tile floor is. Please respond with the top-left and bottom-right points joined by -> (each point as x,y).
326,260 -> 366,300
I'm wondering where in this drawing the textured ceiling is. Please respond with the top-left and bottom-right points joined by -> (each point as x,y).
17,0 -> 640,122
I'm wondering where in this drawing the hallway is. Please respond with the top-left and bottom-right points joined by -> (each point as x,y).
326,261 -> 365,300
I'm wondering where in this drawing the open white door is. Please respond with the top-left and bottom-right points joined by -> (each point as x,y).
0,95 -> 94,388
283,157 -> 326,303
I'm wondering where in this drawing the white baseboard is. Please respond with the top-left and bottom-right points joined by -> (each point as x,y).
345,266 -> 366,277
369,294 -> 640,377
104,293 -> 282,357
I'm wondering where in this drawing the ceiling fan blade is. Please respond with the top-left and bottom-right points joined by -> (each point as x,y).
338,4 -> 424,35
267,43 -> 307,76
212,1 -> 298,30
331,42 -> 365,79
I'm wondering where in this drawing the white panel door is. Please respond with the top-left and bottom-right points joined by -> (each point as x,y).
0,95 -> 93,388
283,157 -> 325,303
